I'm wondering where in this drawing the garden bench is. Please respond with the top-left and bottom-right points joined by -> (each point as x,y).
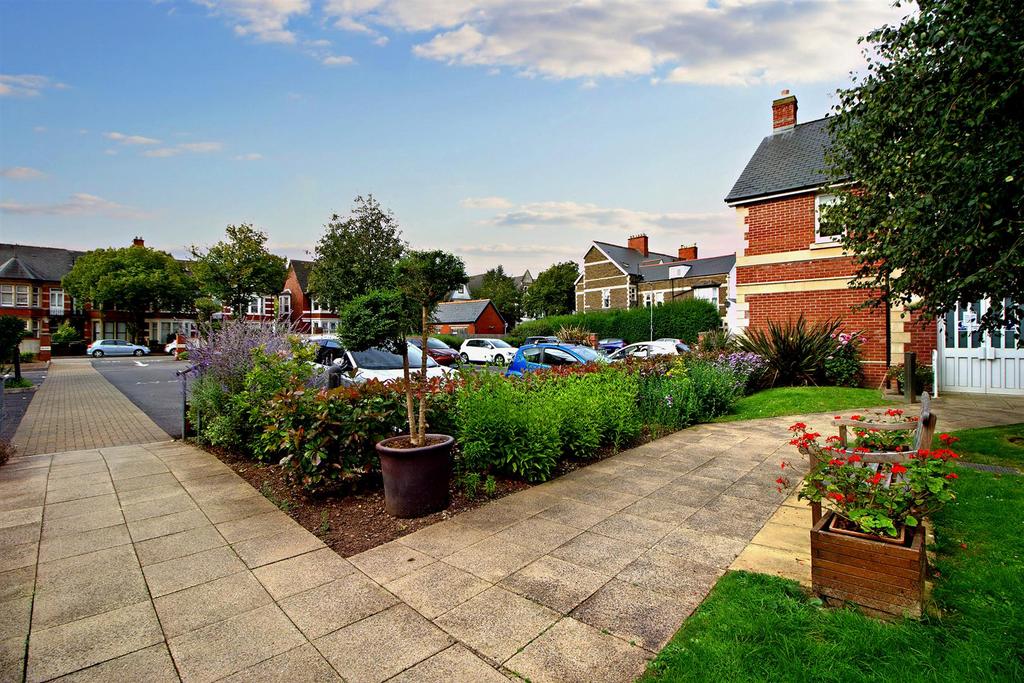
802,393 -> 937,525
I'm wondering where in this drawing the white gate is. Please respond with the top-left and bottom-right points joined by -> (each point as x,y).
938,299 -> 1024,395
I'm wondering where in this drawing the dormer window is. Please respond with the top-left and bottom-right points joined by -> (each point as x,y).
814,194 -> 843,243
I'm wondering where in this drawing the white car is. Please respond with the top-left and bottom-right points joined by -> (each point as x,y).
459,338 -> 518,366
608,340 -> 681,361
317,341 -> 454,384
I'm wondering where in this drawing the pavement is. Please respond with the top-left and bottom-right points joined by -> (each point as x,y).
3,359 -> 1023,682
2,371 -> 46,443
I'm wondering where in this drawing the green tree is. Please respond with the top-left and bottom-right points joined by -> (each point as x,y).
0,315 -> 28,381
310,196 -> 406,313
825,0 -> 1024,332
189,224 -> 287,319
63,246 -> 196,342
473,266 -> 523,326
524,261 -> 580,317
338,250 -> 467,446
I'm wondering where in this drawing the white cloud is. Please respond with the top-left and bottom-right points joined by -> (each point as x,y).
234,152 -> 264,160
322,54 -> 355,66
322,0 -> 905,84
0,74 -> 68,97
106,131 -> 161,145
373,35 -> 389,46
0,193 -> 150,219
0,167 -> 47,181
460,196 -> 512,210
143,148 -> 183,158
194,0 -> 312,44
178,141 -> 224,153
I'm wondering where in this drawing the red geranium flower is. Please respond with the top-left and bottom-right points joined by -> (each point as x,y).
892,464 -> 908,475
946,473 -> 958,480
869,472 -> 884,485
848,454 -> 862,463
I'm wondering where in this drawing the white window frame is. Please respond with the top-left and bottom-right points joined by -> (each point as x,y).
49,288 -> 65,315
654,291 -> 665,306
32,287 -> 40,308
814,193 -> 843,243
1,285 -> 13,307
15,285 -> 29,307
278,293 -> 291,315
247,296 -> 263,316
693,286 -> 719,303
643,292 -> 653,308
601,289 -> 612,309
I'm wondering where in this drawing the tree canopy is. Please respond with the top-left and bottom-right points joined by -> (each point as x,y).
0,315 -> 28,380
189,224 -> 287,319
825,0 -> 1024,331
524,261 -> 580,317
63,245 -> 196,341
472,265 -> 523,326
309,195 -> 406,313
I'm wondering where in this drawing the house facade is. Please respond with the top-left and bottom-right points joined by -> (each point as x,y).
280,259 -> 340,334
724,91 -> 1022,394
574,235 -> 735,318
431,299 -> 506,336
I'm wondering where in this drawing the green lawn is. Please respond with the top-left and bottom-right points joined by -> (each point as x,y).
717,386 -> 892,422
937,423 -> 1024,470
643,424 -> 1024,682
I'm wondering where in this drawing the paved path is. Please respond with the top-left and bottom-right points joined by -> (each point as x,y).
2,390 -> 1021,682
11,360 -> 169,456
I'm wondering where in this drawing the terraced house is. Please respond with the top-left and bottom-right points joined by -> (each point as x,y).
574,234 -> 735,317
726,91 -> 1023,394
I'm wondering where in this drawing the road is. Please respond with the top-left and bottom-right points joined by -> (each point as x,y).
91,356 -> 186,438
1,370 -> 47,442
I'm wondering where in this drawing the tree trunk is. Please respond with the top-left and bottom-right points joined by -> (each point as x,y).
417,305 -> 429,442
401,341 -> 417,445
13,346 -> 22,381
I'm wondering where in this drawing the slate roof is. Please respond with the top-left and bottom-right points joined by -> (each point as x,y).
639,253 -> 736,282
289,259 -> 313,292
724,117 -> 850,204
466,270 -> 532,295
433,299 -> 494,324
592,241 -> 677,277
0,244 -> 84,282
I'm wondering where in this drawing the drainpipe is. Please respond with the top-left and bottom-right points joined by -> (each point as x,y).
884,273 -> 892,377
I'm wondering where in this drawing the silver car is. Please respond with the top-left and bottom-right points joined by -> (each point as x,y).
86,339 -> 151,357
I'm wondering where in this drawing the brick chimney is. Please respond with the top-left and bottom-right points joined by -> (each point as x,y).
677,244 -> 698,261
132,237 -> 145,247
772,89 -> 797,133
628,233 -> 649,257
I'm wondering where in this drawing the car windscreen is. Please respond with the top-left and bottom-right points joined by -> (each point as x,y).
426,338 -> 451,350
490,339 -> 512,348
570,347 -> 603,362
351,346 -> 437,370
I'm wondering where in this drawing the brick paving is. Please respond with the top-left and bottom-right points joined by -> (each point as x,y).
1,390 -> 1021,681
11,360 -> 169,456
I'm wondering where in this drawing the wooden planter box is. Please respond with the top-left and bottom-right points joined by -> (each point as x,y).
810,511 -> 926,618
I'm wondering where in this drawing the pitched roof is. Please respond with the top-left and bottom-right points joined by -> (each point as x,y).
289,259 -> 313,292
639,253 -> 736,282
0,244 -> 84,282
433,299 -> 495,324
592,241 -> 677,277
724,117 -> 850,204
466,270 -> 532,295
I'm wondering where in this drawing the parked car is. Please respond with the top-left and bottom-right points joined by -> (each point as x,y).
164,340 -> 188,354
524,336 -> 560,345
608,341 -> 681,361
655,337 -> 692,354
312,340 -> 453,384
459,338 -> 518,365
407,337 -> 461,366
86,339 -> 150,357
597,338 -> 626,353
506,343 -> 608,377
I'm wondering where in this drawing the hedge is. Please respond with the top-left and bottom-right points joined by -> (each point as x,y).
508,299 -> 721,346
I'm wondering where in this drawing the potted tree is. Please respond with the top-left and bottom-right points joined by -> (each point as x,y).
338,250 -> 468,517
785,423 -> 960,617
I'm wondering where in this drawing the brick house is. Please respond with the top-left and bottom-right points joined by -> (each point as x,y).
724,91 -> 1024,393
431,299 -> 506,336
0,240 -> 197,360
573,235 -> 735,318
279,259 -> 339,334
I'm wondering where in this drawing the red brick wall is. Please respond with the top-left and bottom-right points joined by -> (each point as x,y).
744,194 -> 816,256
474,303 -> 506,335
282,267 -> 309,326
738,256 -> 857,284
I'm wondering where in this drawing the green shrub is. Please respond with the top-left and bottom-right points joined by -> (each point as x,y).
823,331 -> 866,387
19,352 -> 34,363
50,320 -> 81,344
637,360 -> 741,431
510,299 -> 721,346
433,334 -> 465,350
885,363 -> 935,392
737,316 -> 843,386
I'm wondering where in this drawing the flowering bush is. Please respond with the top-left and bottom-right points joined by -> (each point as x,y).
841,408 -> 919,451
823,331 -> 866,387
786,423 -> 959,537
709,351 -> 767,393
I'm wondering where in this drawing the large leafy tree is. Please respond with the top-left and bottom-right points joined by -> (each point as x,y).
825,0 -> 1024,332
339,250 -> 467,445
524,261 -> 580,317
472,265 -> 523,326
63,246 -> 196,342
0,315 -> 28,381
189,224 -> 287,319
310,196 -> 406,312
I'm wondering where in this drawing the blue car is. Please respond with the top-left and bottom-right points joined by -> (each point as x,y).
505,343 -> 607,377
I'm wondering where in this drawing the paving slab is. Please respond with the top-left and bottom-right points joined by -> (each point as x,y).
505,617 -> 650,683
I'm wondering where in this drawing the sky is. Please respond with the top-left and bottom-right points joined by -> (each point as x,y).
0,0 -> 908,276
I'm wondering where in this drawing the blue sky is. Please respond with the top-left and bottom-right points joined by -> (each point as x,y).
0,0 -> 904,275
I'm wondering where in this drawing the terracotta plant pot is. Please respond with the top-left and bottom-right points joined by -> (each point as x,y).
375,434 -> 454,518
810,510 -> 926,618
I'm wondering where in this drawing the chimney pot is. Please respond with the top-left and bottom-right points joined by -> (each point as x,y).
772,90 -> 798,133
677,244 -> 698,260
627,233 -> 649,257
